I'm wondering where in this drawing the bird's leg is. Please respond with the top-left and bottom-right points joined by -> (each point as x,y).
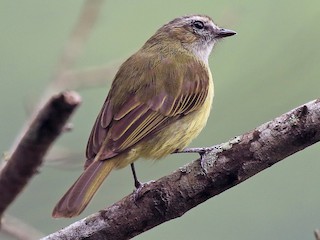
130,163 -> 141,189
173,145 -> 219,159
130,163 -> 155,201
174,146 -> 219,155
173,145 -> 220,171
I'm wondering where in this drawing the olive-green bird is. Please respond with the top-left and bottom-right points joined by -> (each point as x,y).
52,14 -> 235,218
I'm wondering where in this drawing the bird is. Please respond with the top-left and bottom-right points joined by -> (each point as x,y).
52,14 -> 236,218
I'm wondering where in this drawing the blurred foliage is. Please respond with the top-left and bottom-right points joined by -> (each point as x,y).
0,0 -> 320,239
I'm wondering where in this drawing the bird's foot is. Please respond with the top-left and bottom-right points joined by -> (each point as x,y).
174,145 -> 220,173
134,178 -> 142,189
132,180 -> 155,202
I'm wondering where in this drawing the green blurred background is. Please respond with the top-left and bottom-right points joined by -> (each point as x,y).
1,0 -> 320,239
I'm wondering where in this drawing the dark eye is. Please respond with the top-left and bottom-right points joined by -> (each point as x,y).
193,20 -> 204,30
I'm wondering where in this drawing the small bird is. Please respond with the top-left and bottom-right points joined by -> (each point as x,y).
52,14 -> 236,218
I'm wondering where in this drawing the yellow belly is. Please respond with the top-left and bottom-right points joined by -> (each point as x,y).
145,70 -> 214,159
115,69 -> 214,169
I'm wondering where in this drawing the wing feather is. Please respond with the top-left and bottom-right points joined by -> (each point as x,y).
85,53 -> 210,168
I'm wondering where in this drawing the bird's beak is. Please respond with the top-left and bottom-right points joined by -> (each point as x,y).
215,28 -> 236,38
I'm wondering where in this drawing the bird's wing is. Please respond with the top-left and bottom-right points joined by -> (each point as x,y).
85,54 -> 210,168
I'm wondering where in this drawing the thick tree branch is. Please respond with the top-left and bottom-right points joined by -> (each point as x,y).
0,91 -> 81,219
43,99 -> 320,240
0,0 -> 102,236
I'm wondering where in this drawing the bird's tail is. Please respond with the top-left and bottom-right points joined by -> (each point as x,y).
52,159 -> 116,218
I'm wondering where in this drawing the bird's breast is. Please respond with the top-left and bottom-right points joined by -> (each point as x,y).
140,68 -> 214,160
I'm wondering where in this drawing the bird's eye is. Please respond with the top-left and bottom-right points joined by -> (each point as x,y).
193,20 -> 204,30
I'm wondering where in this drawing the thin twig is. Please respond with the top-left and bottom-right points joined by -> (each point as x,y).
315,229 -> 320,240
1,215 -> 44,240
0,0 -> 104,236
53,0 -> 105,88
42,99 -> 320,240
57,61 -> 121,90
0,91 -> 81,218
8,0 -> 104,155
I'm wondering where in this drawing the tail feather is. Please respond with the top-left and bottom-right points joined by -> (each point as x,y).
52,159 -> 116,218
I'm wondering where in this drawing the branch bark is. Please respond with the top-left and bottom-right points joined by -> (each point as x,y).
0,91 -> 81,219
42,99 -> 320,240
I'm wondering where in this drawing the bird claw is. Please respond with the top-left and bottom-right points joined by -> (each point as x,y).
132,180 -> 155,202
199,152 -> 207,170
134,179 -> 142,189
177,146 -> 220,173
